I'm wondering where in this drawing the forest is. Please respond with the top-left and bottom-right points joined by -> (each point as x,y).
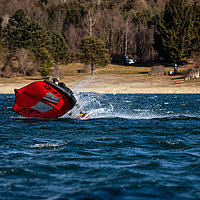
0,0 -> 199,77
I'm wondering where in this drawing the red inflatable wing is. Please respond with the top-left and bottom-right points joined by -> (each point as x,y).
12,80 -> 76,118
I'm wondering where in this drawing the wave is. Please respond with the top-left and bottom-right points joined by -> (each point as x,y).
158,140 -> 187,149
82,109 -> 200,120
65,92 -> 200,121
28,142 -> 68,149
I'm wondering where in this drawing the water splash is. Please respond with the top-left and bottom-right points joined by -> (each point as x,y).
72,92 -> 162,120
66,82 -> 200,120
77,92 -> 114,119
73,77 -> 95,94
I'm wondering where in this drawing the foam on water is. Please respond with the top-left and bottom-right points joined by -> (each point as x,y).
67,92 -> 200,120
29,142 -> 68,149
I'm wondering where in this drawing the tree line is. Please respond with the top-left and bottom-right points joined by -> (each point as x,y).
0,0 -> 199,77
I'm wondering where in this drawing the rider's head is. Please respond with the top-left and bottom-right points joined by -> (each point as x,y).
53,78 -> 59,85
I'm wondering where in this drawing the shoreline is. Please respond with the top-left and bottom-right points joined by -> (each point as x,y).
0,74 -> 200,94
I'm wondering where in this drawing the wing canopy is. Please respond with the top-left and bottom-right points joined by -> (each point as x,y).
12,80 -> 76,118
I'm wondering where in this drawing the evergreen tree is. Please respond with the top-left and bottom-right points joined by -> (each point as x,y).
65,1 -> 87,28
192,2 -> 200,54
4,9 -> 53,76
79,36 -> 110,75
50,31 -> 70,65
154,0 -> 198,61
4,9 -> 31,49
5,10 -> 51,51
33,47 -> 53,77
26,20 -> 51,50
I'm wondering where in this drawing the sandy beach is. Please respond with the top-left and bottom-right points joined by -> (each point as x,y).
0,62 -> 199,94
0,73 -> 200,94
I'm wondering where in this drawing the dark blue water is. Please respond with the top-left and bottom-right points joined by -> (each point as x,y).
1,94 -> 200,200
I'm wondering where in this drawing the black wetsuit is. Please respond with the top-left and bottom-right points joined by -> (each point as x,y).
58,82 -> 74,96
58,82 -> 83,115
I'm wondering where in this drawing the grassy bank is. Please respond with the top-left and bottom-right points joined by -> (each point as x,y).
0,63 -> 199,94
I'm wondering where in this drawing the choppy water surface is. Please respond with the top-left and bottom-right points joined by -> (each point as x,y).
0,94 -> 200,200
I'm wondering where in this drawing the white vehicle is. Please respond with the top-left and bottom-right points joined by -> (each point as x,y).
125,56 -> 136,65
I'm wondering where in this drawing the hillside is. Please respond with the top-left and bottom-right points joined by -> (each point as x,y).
0,0 -> 199,80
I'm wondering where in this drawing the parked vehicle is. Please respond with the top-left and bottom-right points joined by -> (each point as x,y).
124,56 -> 136,65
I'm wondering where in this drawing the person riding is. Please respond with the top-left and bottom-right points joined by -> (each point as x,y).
53,78 -> 68,91
53,78 -> 84,118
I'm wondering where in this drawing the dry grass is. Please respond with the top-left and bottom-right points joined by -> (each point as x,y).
1,62 -> 200,94
0,62 -> 198,83
59,63 -> 150,76
95,64 -> 149,75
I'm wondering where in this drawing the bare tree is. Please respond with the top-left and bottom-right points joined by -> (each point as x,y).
1,14 -> 9,28
0,48 -> 39,77
83,6 -> 100,37
12,48 -> 40,76
124,16 -> 135,56
64,24 -> 86,60
96,9 -> 125,56
0,0 -> 21,17
94,0 -> 101,5
135,24 -> 155,62
0,0 -> 49,29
